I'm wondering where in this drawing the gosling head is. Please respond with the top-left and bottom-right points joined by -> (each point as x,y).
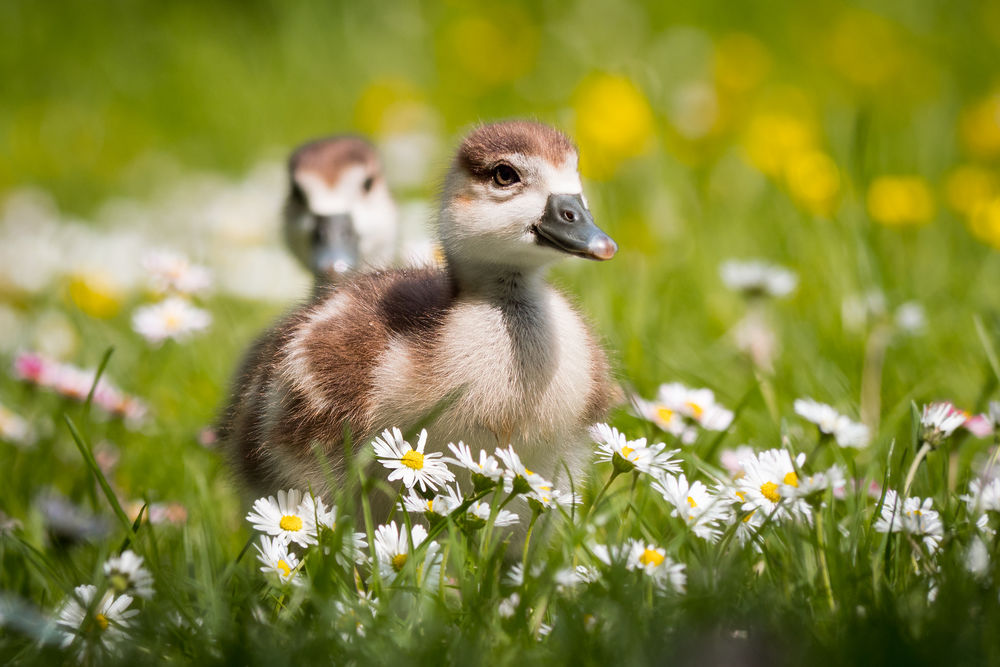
439,120 -> 617,279
284,136 -> 396,281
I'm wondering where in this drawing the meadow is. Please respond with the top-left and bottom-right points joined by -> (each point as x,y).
2,0 -> 1000,664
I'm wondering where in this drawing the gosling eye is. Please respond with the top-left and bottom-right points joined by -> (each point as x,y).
491,164 -> 520,187
362,175 -> 375,193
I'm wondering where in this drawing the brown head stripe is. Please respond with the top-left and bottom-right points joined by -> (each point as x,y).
456,120 -> 577,180
289,135 -> 380,186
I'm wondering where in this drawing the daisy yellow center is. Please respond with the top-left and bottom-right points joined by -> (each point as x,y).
95,613 -> 109,631
687,496 -> 698,508
277,559 -> 291,577
621,445 -> 634,457
427,499 -> 434,512
391,553 -> 409,572
743,509 -> 756,523
164,312 -> 181,330
656,407 -> 675,423
279,514 -> 303,532
400,449 -> 424,470
911,509 -> 922,517
783,472 -> 799,487
760,481 -> 781,503
735,491 -> 747,501
685,401 -> 704,419
639,548 -> 665,567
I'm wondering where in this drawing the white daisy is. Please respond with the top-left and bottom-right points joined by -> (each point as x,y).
625,540 -> 687,592
920,402 -> 966,446
648,383 -> 734,436
299,494 -> 367,563
467,500 -> 520,527
720,259 -> 798,298
794,398 -> 871,449
254,534 -> 302,585
372,521 -> 441,587
0,402 -> 33,447
132,296 -> 211,345
245,489 -> 318,548
894,301 -> 926,333
590,423 -> 681,476
874,490 -> 943,553
445,441 -> 503,484
372,428 -> 454,492
635,397 -> 699,443
652,473 -> 730,542
734,448 -> 811,522
527,487 -> 581,510
142,250 -> 212,295
55,585 -> 138,653
591,542 -> 629,567
299,494 -> 337,531
495,446 -> 554,497
961,478 -> 1000,514
498,593 -> 520,618
103,550 -> 154,599
399,487 -> 459,517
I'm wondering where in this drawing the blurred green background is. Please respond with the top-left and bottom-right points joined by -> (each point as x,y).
2,3 -> 1000,663
3,0 -> 1000,219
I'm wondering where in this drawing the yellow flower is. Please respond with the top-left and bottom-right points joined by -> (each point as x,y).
969,197 -> 1000,249
867,176 -> 935,226
573,73 -> 655,179
353,78 -> 424,136
742,110 -> 817,178
945,165 -> 998,216
784,150 -> 840,216
67,272 -> 122,319
959,93 -> 1000,159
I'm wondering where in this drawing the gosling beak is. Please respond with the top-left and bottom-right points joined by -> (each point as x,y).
312,213 -> 361,277
534,193 -> 617,261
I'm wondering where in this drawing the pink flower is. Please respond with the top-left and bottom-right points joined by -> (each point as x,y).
12,351 -> 56,386
964,414 -> 994,438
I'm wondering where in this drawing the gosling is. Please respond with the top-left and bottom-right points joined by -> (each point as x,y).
221,120 -> 619,509
283,135 -> 397,294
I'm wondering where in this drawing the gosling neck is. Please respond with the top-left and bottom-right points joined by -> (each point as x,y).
444,253 -> 548,305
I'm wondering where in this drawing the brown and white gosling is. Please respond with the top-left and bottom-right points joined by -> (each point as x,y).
283,135 -> 397,293
220,120 -> 619,509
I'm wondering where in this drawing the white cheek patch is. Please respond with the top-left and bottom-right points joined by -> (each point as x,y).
539,157 -> 583,197
295,166 -> 368,216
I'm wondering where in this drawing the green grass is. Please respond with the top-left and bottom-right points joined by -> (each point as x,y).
3,0 -> 1000,664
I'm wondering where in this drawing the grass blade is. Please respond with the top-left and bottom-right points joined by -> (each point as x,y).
63,414 -> 136,541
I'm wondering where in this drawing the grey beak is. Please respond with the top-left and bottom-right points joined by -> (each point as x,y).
534,194 -> 617,261
312,213 -> 361,277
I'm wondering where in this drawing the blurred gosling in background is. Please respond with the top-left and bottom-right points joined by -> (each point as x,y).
283,136 -> 398,294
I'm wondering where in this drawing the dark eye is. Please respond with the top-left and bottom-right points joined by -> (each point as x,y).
363,175 -> 375,193
492,164 -> 520,187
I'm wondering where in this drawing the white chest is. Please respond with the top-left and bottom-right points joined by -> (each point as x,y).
369,288 -> 596,478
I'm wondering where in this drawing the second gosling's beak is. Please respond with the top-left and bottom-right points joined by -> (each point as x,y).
312,213 -> 361,277
533,193 -> 617,261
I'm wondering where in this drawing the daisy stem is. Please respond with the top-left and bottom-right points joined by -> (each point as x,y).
521,508 -> 541,570
617,472 -> 640,543
357,470 -> 381,594
814,509 -> 836,612
902,441 -> 933,498
587,470 -> 621,520
860,323 -> 892,433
